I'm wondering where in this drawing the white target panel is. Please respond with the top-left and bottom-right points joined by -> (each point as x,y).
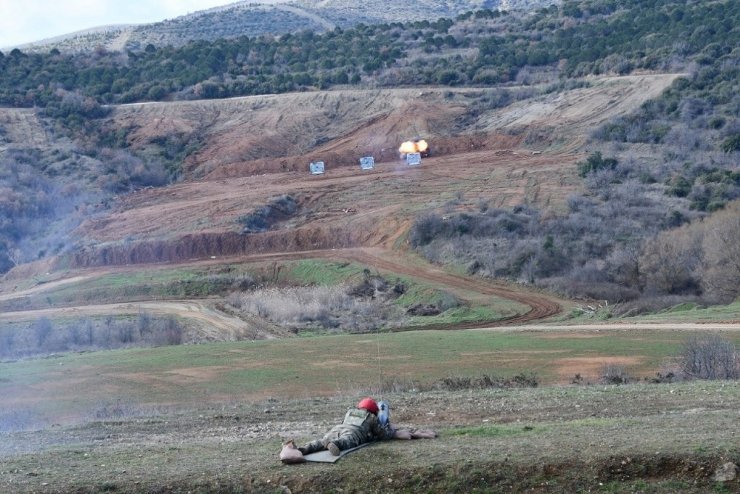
309,161 -> 325,175
406,152 -> 421,166
360,156 -> 375,170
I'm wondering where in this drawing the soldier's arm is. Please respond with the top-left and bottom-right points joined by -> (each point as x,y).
369,413 -> 395,440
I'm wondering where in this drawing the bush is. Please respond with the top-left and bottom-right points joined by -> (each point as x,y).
240,195 -> 297,233
228,283 -> 405,333
679,335 -> 738,380
600,364 -> 631,384
433,373 -> 538,390
0,314 -> 188,359
720,133 -> 740,153
577,151 -> 618,177
408,213 -> 446,247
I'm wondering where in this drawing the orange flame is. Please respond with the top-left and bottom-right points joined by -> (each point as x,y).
399,141 -> 417,154
399,139 -> 429,155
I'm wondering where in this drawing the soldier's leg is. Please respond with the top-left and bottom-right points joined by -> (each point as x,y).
298,439 -> 325,455
331,429 -> 364,452
299,428 -> 341,455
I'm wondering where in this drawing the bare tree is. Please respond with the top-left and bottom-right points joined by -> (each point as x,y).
606,243 -> 642,288
33,317 -> 53,348
640,227 -> 703,295
680,335 -> 738,380
700,202 -> 740,302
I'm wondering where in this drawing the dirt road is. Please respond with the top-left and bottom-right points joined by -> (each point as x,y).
5,247 -> 739,337
1,246 -> 561,334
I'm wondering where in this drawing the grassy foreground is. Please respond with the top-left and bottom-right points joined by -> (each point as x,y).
1,382 -> 738,493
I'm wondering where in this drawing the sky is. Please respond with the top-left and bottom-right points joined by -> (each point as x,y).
0,0 -> 236,48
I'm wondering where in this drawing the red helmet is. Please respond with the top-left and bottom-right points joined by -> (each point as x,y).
357,397 -> 379,414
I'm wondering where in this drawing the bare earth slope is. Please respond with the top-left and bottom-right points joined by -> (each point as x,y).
80,74 -> 678,253
1,74 -> 682,335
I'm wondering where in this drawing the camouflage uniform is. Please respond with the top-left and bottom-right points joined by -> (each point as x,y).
299,407 -> 394,455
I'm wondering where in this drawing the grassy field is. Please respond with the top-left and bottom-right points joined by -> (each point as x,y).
3,327 -> 737,428
624,301 -> 740,323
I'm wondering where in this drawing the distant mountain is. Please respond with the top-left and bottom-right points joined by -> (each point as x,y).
9,0 -> 558,53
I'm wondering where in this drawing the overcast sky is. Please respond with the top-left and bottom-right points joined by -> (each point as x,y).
0,0 -> 237,48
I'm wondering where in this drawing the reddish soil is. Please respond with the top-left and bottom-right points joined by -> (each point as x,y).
2,74 -> 684,330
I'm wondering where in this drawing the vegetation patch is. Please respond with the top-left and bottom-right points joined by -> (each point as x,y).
0,313 -> 188,360
239,194 -> 298,234
227,282 -> 406,334
446,423 -> 535,438
0,266 -> 261,311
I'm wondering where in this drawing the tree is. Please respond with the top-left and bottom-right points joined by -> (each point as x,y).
437,70 -> 460,85
639,227 -> 703,295
577,151 -> 618,177
146,84 -> 168,101
700,202 -> 740,302
680,335 -> 738,380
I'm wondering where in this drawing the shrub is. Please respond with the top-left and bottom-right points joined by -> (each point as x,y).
229,283 -> 404,332
600,364 -> 631,384
408,213 -> 446,247
0,314 -> 188,359
240,195 -> 297,233
720,133 -> 740,153
434,373 -> 538,390
577,151 -> 618,177
679,335 -> 738,380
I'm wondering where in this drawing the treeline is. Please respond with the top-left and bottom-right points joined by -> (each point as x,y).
0,313 -> 185,360
0,0 -> 736,110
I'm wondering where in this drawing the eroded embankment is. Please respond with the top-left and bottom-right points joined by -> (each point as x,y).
276,454 -> 736,494
65,227 -> 361,268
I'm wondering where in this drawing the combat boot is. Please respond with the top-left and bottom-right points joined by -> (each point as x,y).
327,442 -> 341,456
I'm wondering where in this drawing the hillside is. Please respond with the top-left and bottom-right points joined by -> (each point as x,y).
0,1 -> 738,492
9,0 -> 558,53
1,0 -> 737,312
0,74 -> 675,272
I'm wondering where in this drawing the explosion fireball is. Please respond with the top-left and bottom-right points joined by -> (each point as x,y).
399,139 -> 429,157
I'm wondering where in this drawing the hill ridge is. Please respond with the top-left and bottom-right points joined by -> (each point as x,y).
7,0 -> 557,53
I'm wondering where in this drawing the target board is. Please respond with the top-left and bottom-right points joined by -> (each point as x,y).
406,152 -> 421,166
309,161 -> 325,175
360,156 -> 375,170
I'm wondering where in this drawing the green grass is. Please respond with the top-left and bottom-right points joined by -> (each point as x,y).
2,258 -> 533,333
279,259 -> 365,286
3,328 -> 735,423
260,258 -> 529,327
406,305 -> 510,326
445,424 -> 537,438
627,301 -> 740,323
1,266 -> 254,310
561,300 -> 740,325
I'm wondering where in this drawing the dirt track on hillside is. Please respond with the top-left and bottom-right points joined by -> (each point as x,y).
4,247 -> 739,337
0,247 -> 562,334
1,74 -> 685,334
